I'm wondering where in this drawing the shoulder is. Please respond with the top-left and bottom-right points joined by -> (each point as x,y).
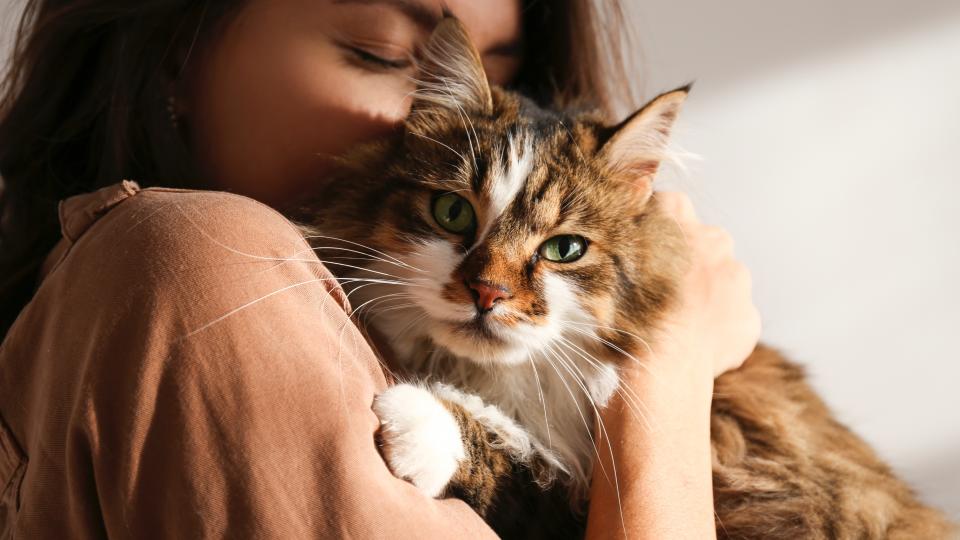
43,184 -> 343,321
64,186 -> 310,276
94,186 -> 307,256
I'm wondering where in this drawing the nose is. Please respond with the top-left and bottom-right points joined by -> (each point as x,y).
467,280 -> 512,313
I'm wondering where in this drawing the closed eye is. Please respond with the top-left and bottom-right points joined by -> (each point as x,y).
340,43 -> 412,71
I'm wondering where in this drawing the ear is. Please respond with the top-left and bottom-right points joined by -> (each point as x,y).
407,17 -> 493,133
598,85 -> 690,204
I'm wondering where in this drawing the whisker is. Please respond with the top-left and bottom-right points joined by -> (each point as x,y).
335,277 -> 418,290
321,261 -> 429,286
173,203 -> 337,272
555,329 -> 656,401
555,332 -> 657,432
559,323 -> 664,386
539,343 -> 608,482
349,292 -> 415,316
351,297 -> 417,334
525,346 -> 552,448
363,302 -> 418,320
175,206 -> 417,281
438,187 -> 474,196
389,311 -> 429,343
442,81 -> 480,170
340,290 -> 412,337
351,295 -> 417,322
550,342 -> 629,538
301,234 -> 423,272
561,320 -> 651,350
180,276 -> 344,339
408,131 -> 468,165
308,244 -> 427,274
551,340 -> 651,440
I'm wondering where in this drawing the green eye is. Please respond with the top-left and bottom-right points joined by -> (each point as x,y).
539,235 -> 587,263
432,193 -> 476,235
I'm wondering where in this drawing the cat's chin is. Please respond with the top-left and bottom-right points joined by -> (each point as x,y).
427,321 -> 531,366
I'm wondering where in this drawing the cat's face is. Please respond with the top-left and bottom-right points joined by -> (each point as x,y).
310,19 -> 687,367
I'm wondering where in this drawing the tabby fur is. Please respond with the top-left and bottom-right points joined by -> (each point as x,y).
297,18 -> 954,540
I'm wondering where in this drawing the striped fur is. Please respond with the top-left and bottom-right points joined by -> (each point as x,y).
296,18 -> 955,540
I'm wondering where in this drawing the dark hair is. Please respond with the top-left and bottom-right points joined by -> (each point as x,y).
0,0 -> 636,336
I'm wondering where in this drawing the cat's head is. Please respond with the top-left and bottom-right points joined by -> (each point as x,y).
312,18 -> 688,367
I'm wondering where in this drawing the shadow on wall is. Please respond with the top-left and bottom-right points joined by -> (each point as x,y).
629,0 -> 960,96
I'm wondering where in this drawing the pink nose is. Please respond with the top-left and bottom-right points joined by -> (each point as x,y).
467,280 -> 511,313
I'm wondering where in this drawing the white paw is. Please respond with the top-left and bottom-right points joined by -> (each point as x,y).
372,383 -> 465,497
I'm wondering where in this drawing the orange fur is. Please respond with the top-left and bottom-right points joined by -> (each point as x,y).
295,18 -> 955,539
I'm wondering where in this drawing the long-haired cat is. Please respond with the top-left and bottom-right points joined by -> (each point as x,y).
297,18 -> 954,539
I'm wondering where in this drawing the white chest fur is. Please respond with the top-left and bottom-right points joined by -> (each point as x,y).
407,341 -> 621,499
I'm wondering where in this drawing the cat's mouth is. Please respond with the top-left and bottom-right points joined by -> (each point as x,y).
427,313 -> 531,365
458,314 -> 501,339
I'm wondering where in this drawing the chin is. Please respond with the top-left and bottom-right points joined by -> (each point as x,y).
429,319 -> 532,366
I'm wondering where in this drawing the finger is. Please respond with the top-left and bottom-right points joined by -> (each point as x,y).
656,191 -> 698,223
700,225 -> 734,254
723,261 -> 755,307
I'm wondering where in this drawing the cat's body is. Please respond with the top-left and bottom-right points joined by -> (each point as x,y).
297,18 -> 954,539
710,346 -> 952,539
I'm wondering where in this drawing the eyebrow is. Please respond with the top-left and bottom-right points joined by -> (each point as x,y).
332,0 -> 443,30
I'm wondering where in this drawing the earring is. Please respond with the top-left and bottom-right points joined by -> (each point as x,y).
166,94 -> 180,129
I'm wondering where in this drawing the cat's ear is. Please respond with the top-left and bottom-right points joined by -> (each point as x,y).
407,17 -> 493,133
598,85 -> 690,204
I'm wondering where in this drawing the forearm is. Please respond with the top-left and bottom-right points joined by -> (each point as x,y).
582,191 -> 757,539
585,351 -> 717,540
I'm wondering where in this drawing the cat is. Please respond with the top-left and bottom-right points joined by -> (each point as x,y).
296,17 -> 955,539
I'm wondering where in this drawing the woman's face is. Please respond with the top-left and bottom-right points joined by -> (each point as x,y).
186,0 -> 523,207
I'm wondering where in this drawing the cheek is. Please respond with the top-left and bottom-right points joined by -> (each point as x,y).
541,273 -> 582,322
404,239 -> 474,319
187,3 -> 414,208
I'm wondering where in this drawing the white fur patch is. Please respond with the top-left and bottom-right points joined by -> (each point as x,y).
373,383 -> 466,498
431,383 -> 533,459
535,273 -> 587,350
406,239 -> 473,323
342,239 -> 469,361
481,134 -> 533,241
431,382 -> 567,476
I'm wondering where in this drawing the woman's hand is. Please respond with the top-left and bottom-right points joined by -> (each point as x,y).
655,190 -> 762,378
585,191 -> 760,540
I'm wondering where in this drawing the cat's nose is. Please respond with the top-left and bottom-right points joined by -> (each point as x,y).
467,280 -> 512,313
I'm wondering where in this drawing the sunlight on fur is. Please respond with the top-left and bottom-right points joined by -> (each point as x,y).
181,16 -> 954,540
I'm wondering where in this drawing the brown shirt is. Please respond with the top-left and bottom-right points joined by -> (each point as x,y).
0,182 -> 495,538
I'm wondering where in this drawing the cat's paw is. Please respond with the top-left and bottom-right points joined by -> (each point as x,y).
372,383 -> 465,497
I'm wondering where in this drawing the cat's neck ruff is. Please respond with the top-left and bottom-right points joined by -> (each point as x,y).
402,334 -> 620,500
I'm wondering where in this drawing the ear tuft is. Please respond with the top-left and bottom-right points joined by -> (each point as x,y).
599,85 -> 691,203
407,17 -> 492,132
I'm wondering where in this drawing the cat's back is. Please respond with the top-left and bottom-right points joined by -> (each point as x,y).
711,345 -> 955,539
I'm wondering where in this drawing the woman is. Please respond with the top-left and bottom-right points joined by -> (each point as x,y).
0,0 -> 760,537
